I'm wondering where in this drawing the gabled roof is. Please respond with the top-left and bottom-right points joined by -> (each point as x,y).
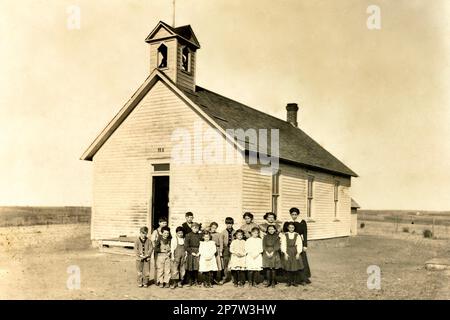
145,21 -> 200,49
180,87 -> 357,177
80,69 -> 241,161
351,199 -> 361,208
81,70 -> 357,177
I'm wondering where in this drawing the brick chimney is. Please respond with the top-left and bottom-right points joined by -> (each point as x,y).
286,103 -> 299,127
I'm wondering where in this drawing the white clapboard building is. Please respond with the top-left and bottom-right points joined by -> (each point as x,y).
81,21 -> 357,246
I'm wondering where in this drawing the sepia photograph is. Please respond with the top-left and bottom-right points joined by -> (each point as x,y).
0,0 -> 449,306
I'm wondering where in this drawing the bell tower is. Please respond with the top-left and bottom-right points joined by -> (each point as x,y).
145,21 -> 200,92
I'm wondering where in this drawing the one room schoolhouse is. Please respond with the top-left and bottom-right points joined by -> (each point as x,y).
81,21 -> 358,246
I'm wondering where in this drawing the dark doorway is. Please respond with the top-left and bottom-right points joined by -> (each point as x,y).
151,175 -> 169,231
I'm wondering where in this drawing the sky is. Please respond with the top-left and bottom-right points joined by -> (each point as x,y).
0,0 -> 449,210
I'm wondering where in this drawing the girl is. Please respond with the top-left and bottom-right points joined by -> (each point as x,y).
240,212 -> 258,239
245,227 -> 263,287
228,229 -> 246,287
262,225 -> 281,288
170,227 -> 186,289
198,231 -> 218,288
259,212 -> 282,236
282,207 -> 311,285
184,222 -> 202,287
209,222 -> 223,284
281,222 -> 304,287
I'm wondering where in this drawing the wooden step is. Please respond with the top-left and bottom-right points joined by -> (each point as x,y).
425,258 -> 450,270
99,245 -> 135,256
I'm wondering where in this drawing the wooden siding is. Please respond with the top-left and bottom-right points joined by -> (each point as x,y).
242,164 -> 272,226
241,162 -> 352,240
92,81 -> 242,239
170,163 -> 242,232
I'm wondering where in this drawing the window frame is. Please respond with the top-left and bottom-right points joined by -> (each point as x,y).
271,170 -> 280,215
180,46 -> 191,74
306,175 -> 314,218
157,43 -> 168,69
333,180 -> 340,218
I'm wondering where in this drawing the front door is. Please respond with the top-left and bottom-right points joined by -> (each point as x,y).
151,175 -> 169,231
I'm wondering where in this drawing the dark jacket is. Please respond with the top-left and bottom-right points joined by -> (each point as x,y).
182,222 -> 193,235
185,232 -> 202,253
134,237 -> 153,261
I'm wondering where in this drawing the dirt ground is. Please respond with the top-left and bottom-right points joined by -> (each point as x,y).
0,222 -> 449,300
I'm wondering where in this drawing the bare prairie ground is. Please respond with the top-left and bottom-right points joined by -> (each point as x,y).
0,221 -> 449,300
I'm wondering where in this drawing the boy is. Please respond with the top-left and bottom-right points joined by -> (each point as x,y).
154,226 -> 172,288
209,222 -> 223,284
170,226 -> 186,289
219,217 -> 236,283
135,226 -> 153,287
181,212 -> 194,235
151,217 -> 169,244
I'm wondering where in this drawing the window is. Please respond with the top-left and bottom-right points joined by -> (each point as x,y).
157,44 -> 168,69
334,181 -> 340,218
181,46 -> 190,72
307,176 -> 314,218
271,171 -> 280,214
152,163 -> 170,172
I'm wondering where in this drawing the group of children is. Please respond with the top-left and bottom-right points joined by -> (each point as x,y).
135,209 -> 311,289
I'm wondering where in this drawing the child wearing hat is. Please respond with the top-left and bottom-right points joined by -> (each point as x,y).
184,222 -> 202,286
134,226 -> 153,287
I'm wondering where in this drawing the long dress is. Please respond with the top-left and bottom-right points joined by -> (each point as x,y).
228,239 -> 246,270
198,240 -> 218,272
281,232 -> 304,271
185,231 -> 202,271
283,219 -> 311,278
262,233 -> 281,269
245,237 -> 263,271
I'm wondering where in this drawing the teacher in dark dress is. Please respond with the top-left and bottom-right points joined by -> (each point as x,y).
282,207 -> 312,285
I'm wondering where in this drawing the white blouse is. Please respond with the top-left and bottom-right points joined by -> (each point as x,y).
280,232 -> 303,254
198,240 -> 217,259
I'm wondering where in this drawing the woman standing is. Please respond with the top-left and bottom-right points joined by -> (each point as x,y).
259,212 -> 282,236
240,212 -> 259,239
282,207 -> 311,285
